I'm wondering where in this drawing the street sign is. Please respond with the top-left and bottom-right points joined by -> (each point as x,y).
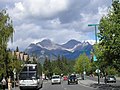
95,69 -> 100,73
93,55 -> 97,61
88,24 -> 99,26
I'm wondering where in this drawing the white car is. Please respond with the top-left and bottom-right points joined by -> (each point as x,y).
51,75 -> 61,85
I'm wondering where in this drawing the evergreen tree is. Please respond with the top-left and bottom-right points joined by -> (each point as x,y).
43,57 -> 52,78
16,46 -> 19,52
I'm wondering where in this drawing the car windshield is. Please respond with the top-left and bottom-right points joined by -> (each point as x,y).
69,75 -> 76,79
107,76 -> 115,78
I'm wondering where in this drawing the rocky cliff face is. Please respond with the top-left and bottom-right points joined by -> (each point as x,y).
25,39 -> 93,60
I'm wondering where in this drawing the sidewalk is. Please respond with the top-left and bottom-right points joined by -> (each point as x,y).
116,77 -> 120,81
79,79 -> 120,90
79,79 -> 98,87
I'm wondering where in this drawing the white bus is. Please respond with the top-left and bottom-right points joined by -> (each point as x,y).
19,64 -> 43,90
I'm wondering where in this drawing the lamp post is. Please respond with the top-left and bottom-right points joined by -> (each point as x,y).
88,24 -> 100,85
88,24 -> 99,44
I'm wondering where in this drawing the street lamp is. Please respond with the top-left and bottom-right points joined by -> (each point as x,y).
88,24 -> 100,85
88,24 -> 99,44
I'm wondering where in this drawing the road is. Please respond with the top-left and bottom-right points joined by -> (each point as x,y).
5,77 -> 120,90
42,80 -> 95,90
5,80 -> 96,90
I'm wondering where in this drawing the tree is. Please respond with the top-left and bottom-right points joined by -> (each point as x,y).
43,57 -> 52,78
16,46 -> 19,52
74,53 -> 91,74
0,9 -> 14,77
98,0 -> 120,73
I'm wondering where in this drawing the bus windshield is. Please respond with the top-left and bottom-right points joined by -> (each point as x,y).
19,72 -> 37,80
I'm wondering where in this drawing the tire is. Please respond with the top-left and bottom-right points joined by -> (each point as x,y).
20,87 -> 23,90
76,82 -> 78,84
40,84 -> 43,88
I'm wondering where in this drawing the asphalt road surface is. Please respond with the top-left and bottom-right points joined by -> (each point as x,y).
42,80 -> 96,90
6,80 -> 96,90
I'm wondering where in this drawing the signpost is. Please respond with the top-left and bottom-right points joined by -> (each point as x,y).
88,24 -> 100,85
95,69 -> 100,85
13,68 -> 16,88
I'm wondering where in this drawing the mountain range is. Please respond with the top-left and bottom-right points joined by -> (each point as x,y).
25,39 -> 93,60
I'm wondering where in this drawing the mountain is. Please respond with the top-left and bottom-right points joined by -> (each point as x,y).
25,39 -> 93,61
62,39 -> 81,49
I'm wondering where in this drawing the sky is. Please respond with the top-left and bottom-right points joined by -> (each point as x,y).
0,0 -> 113,51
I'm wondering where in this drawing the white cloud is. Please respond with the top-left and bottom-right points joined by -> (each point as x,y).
5,0 -> 112,50
15,2 -> 24,11
8,0 -> 69,20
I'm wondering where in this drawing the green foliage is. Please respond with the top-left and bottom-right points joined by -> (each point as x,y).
43,55 -> 75,77
74,53 -> 91,74
98,0 -> 120,73
43,57 -> 52,77
0,9 -> 14,77
16,46 -> 19,52
37,63 -> 42,76
105,66 -> 118,75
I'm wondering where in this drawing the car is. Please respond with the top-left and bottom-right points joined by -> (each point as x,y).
63,76 -> 68,81
51,75 -> 61,85
68,74 -> 78,85
76,74 -> 81,80
104,75 -> 116,83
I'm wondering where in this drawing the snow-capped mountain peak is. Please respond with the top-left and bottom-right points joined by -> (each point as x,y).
25,39 -> 93,60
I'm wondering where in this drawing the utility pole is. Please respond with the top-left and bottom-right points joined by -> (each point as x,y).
88,24 -> 100,85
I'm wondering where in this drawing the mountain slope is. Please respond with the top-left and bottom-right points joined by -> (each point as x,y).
25,39 -> 93,60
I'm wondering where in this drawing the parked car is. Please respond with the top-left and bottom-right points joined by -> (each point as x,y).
51,75 -> 61,85
104,75 -> 116,83
68,74 -> 78,85
76,74 -> 81,80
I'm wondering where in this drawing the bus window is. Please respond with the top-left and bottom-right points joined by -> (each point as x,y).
19,73 -> 28,80
29,66 -> 36,71
22,67 -> 27,71
29,73 -> 36,79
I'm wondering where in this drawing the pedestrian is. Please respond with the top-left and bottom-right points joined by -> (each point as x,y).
8,76 -> 12,90
1,77 -> 6,90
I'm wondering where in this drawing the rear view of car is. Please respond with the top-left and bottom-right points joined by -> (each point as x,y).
63,76 -> 68,81
104,75 -> 116,83
68,74 -> 78,85
51,75 -> 61,85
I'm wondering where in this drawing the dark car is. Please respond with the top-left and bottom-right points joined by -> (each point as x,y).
104,75 -> 116,83
68,74 -> 78,85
